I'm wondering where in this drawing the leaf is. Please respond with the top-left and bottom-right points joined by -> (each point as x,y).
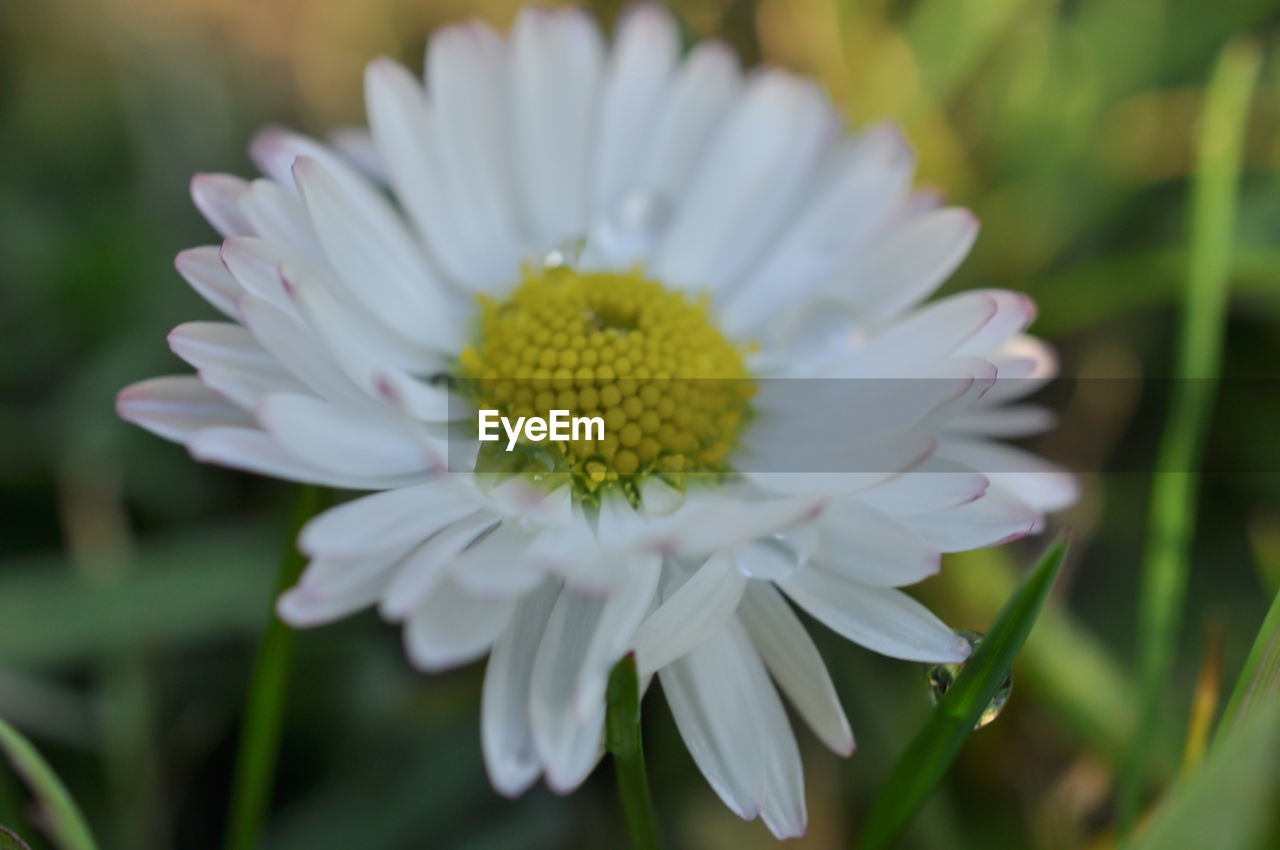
0,715 -> 99,850
0,523 -> 276,667
1124,694 -> 1280,850
1214,584 -> 1280,745
1119,39 -> 1262,827
858,536 -> 1068,850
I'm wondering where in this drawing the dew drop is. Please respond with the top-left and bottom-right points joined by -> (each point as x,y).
924,630 -> 1011,730
543,235 -> 587,270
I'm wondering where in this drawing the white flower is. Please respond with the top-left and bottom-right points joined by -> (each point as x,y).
117,4 -> 1077,838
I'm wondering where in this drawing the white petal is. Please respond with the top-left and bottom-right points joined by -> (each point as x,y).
947,405 -> 1056,438
328,126 -> 389,183
277,547 -> 407,627
257,392 -> 437,477
529,588 -> 607,792
379,513 -> 499,621
780,568 -> 970,662
279,265 -> 454,419
739,582 -> 853,756
953,290 -> 1037,357
810,499 -> 941,587
855,458 -> 989,517
648,495 -> 825,558
732,540 -> 797,581
658,624 -> 768,820
169,322 -> 306,409
403,580 -> 516,672
291,155 -> 464,351
190,174 -> 253,237
636,42 -> 741,215
655,71 -> 836,293
570,554 -> 663,719
835,207 -> 978,321
237,179 -> 324,261
425,21 -> 527,284
448,522 -> 545,598
977,335 -> 1059,405
276,577 -> 384,626
720,123 -> 915,337
248,127 -> 355,194
898,487 -> 1045,552
198,366 -> 298,411
168,321 -> 284,377
633,555 -> 746,677
219,237 -> 296,313
116,376 -> 252,442
174,246 -> 241,318
936,437 -> 1077,511
365,58 -> 485,287
235,294 -> 369,409
185,426 -> 425,490
299,480 -> 481,559
482,581 -> 561,796
591,4 -> 679,215
741,434 -> 936,497
523,506 -> 626,595
509,7 -> 605,247
745,370 -> 978,454
841,290 -> 999,373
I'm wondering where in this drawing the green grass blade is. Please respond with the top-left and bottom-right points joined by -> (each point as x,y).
0,716 -> 99,850
1118,40 -> 1261,829
1124,694 -> 1280,850
858,536 -> 1068,850
1214,585 -> 1280,746
940,548 -> 1157,772
605,654 -> 663,850
224,486 -> 331,850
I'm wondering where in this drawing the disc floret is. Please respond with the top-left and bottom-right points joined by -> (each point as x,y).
459,266 -> 754,499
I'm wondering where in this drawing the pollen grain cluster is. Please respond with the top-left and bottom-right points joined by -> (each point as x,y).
458,265 -> 754,497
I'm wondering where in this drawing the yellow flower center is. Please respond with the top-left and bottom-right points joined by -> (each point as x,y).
458,265 -> 754,502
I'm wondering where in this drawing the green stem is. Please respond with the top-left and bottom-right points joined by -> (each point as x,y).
605,654 -> 663,850
1117,41 -> 1260,832
224,485 -> 330,850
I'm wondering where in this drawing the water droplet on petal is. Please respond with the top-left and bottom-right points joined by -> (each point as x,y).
543,235 -> 587,270
924,630 -> 1011,730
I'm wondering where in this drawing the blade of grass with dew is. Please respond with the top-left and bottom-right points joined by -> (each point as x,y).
1123,693 -> 1280,850
1213,583 -> 1280,747
224,485 -> 331,850
1118,40 -> 1261,829
858,536 -> 1068,850
0,716 -> 98,850
936,547 -> 1144,761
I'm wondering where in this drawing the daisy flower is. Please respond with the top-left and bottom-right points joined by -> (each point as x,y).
117,4 -> 1076,838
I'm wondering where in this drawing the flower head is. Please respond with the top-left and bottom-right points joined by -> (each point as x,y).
118,4 -> 1076,837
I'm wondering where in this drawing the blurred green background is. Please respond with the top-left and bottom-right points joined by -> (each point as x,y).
1,0 -> 1279,848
